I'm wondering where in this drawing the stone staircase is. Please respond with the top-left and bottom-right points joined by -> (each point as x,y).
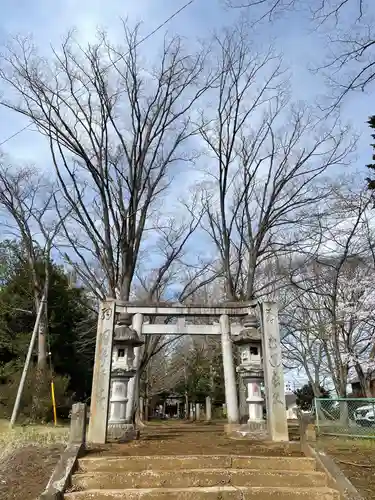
65,454 -> 340,500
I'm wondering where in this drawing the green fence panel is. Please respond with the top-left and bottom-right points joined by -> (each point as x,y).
315,397 -> 375,438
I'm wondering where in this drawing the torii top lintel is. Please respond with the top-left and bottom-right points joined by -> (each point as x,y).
111,299 -> 259,317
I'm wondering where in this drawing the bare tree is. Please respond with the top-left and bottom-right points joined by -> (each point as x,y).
199,23 -> 354,302
225,0 -> 296,23
144,344 -> 186,400
0,158 -> 66,370
129,250 -> 221,423
0,158 -> 69,420
0,23 -> 219,424
0,23 -> 212,302
226,0 -> 375,106
309,1 -> 375,109
281,268 -> 340,395
283,185 -> 375,397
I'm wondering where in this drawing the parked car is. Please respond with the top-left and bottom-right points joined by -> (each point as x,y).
354,404 -> 375,427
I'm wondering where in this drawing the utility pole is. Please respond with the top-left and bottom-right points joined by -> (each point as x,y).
10,294 -> 46,427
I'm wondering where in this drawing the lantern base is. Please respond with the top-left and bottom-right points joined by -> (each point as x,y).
245,420 -> 268,440
247,419 -> 266,430
247,400 -> 264,421
225,421 -> 268,441
107,422 -> 140,442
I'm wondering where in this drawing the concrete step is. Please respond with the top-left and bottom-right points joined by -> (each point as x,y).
65,486 -> 340,500
72,469 -> 327,490
78,455 -> 316,473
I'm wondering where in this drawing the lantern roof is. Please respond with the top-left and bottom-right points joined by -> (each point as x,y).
233,311 -> 261,345
114,313 -> 144,346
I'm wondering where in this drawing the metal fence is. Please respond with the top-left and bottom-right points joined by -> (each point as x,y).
315,397 -> 375,438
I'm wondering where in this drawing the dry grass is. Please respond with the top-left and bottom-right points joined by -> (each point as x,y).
317,436 -> 375,499
0,418 -> 68,500
317,435 -> 375,451
0,418 -> 68,464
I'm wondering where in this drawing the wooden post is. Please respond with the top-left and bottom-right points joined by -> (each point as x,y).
10,294 -> 46,427
69,403 -> 87,446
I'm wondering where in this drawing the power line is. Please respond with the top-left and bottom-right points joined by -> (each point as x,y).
0,123 -> 33,147
0,0 -> 195,148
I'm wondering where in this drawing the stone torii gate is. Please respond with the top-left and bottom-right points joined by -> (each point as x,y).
87,300 -> 288,444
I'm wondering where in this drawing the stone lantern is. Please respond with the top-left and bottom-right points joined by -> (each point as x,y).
107,312 -> 144,440
233,310 -> 265,433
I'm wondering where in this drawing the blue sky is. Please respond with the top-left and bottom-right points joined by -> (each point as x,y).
0,0 -> 371,276
2,0 -> 372,388
0,0 -> 371,171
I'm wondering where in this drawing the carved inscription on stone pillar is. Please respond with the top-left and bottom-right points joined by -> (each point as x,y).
265,306 -> 284,407
261,302 -> 288,441
88,300 -> 116,444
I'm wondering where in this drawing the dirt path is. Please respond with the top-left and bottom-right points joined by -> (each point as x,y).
318,437 -> 375,500
87,420 -> 302,457
0,419 -> 68,500
0,444 -> 64,500
85,421 -> 375,499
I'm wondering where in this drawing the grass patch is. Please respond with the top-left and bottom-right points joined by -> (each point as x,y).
318,435 -> 375,450
0,418 -> 68,464
317,436 -> 375,499
0,418 -> 68,500
317,423 -> 375,439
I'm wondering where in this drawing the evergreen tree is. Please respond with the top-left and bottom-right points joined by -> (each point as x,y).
174,345 -> 225,405
295,382 -> 330,411
0,242 -> 96,419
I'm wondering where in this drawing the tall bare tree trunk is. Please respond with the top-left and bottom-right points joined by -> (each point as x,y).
145,366 -> 150,421
355,362 -> 372,398
32,298 -> 49,422
37,312 -> 48,370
